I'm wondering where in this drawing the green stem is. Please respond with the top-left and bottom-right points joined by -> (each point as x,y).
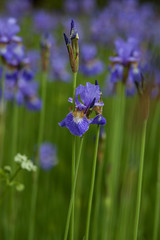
91,161 -> 103,240
153,104 -> 160,240
64,137 -> 84,240
106,83 -> 125,240
72,72 -> 77,111
133,119 -> 147,240
37,71 -> 48,160
11,104 -> 19,165
153,148 -> 160,240
0,67 -> 6,166
92,133 -> 106,240
71,135 -> 76,240
28,71 -> 47,240
85,125 -> 100,240
0,167 -> 21,206
70,71 -> 77,240
10,166 -> 21,182
9,103 -> 19,240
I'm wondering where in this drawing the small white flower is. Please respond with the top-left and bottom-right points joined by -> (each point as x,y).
14,153 -> 37,172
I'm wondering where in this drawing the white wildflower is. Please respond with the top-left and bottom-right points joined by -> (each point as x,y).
14,153 -> 37,172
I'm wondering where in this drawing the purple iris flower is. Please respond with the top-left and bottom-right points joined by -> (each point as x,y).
3,42 -> 25,67
59,112 -> 90,137
59,82 -> 106,137
39,142 -> 58,170
108,37 -> 142,89
110,38 -> 140,66
68,82 -> 104,110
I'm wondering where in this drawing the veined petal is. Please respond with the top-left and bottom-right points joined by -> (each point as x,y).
79,82 -> 101,107
58,117 -> 67,127
59,112 -> 89,137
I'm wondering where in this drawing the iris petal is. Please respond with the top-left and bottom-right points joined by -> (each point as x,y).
59,112 -> 89,137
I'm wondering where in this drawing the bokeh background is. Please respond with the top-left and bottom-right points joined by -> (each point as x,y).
0,0 -> 160,240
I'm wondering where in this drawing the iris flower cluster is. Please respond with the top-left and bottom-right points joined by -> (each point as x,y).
59,81 -> 106,137
91,0 -> 154,45
0,18 -> 41,110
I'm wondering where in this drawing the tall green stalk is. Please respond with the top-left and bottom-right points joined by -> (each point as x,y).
85,125 -> 100,240
9,103 -> 19,240
28,71 -> 47,240
64,137 -> 84,240
153,147 -> 160,240
92,129 -> 106,240
0,67 -> 6,166
91,156 -> 104,240
153,103 -> 160,240
72,72 -> 77,110
133,119 -> 147,240
71,72 -> 77,240
106,83 -> 126,240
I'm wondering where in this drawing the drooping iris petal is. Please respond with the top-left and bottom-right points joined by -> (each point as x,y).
59,112 -> 89,137
89,114 -> 106,125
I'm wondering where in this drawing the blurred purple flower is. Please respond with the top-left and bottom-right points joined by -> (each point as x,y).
80,0 -> 96,14
33,10 -> 57,33
91,0 -> 155,44
110,37 -> 140,66
3,42 -> 25,67
39,142 -> 58,171
81,44 -> 97,62
64,0 -> 79,13
108,37 -> 141,87
4,68 -> 42,111
80,60 -> 104,77
0,18 -> 20,42
6,0 -> 31,19
80,44 -> 104,77
51,51 -> 71,82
